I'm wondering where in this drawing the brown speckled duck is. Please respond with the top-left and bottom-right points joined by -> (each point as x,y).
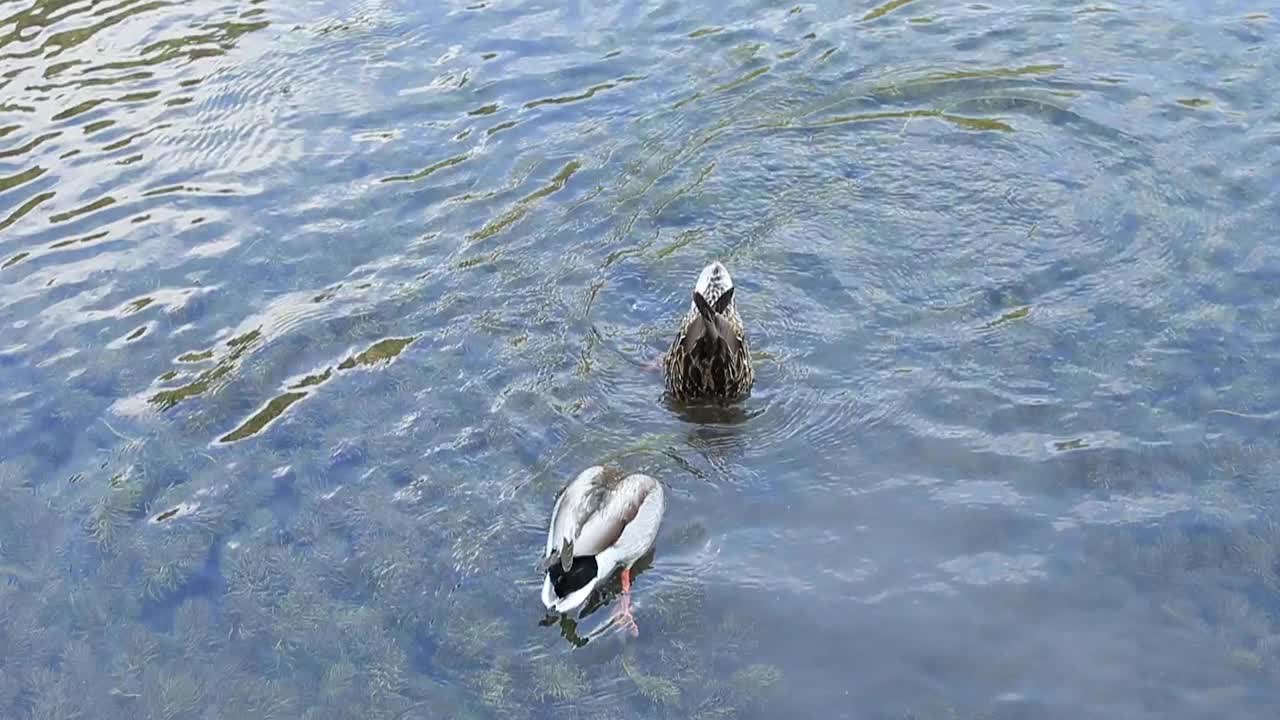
663,261 -> 753,402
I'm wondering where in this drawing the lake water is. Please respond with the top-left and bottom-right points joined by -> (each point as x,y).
2,0 -> 1279,717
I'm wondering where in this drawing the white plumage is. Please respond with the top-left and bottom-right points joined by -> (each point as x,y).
540,466 -> 665,629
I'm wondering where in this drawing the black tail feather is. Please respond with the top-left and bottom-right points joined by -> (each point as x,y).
548,554 -> 598,598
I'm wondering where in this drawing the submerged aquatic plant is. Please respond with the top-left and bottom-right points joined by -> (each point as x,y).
366,637 -> 409,699
728,663 -> 783,703
140,530 -> 211,601
285,501 -> 329,548
1227,648 -> 1265,674
210,671 -> 297,720
86,481 -> 138,552
475,660 -> 515,712
0,480 -> 61,576
649,579 -> 708,634
712,611 -> 760,657
532,659 -> 587,702
657,638 -> 708,683
24,666 -> 83,720
58,639 -> 95,685
621,654 -> 681,706
82,431 -> 203,554
173,597 -> 217,658
439,609 -> 510,662
143,667 -> 205,720
225,543 -> 288,600
689,697 -> 739,720
103,624 -> 162,703
0,459 -> 29,488
320,661 -> 358,705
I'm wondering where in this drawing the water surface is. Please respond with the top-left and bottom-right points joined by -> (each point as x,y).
2,0 -> 1279,717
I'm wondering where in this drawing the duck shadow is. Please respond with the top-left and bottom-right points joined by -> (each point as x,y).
539,548 -> 657,648
660,393 -> 764,476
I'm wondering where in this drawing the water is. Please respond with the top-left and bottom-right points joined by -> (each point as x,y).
2,0 -> 1279,716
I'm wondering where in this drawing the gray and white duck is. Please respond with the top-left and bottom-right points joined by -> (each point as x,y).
541,466 -> 666,636
663,261 -> 754,402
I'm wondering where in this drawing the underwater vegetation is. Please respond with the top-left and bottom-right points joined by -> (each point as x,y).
8,343 -> 1280,720
0,398 -> 801,720
9,258 -> 1280,718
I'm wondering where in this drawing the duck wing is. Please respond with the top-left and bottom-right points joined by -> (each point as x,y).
545,466 -> 622,559
570,483 -> 646,557
545,468 -> 653,558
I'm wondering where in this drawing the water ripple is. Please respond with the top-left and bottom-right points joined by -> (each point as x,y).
1,0 -> 1279,716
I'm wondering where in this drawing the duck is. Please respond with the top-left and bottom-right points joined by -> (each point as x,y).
663,261 -> 754,402
541,465 -> 666,636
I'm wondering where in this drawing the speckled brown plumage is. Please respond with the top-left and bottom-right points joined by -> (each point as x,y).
663,261 -> 754,402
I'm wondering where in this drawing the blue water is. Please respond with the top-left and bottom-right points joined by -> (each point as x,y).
2,0 -> 1279,717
